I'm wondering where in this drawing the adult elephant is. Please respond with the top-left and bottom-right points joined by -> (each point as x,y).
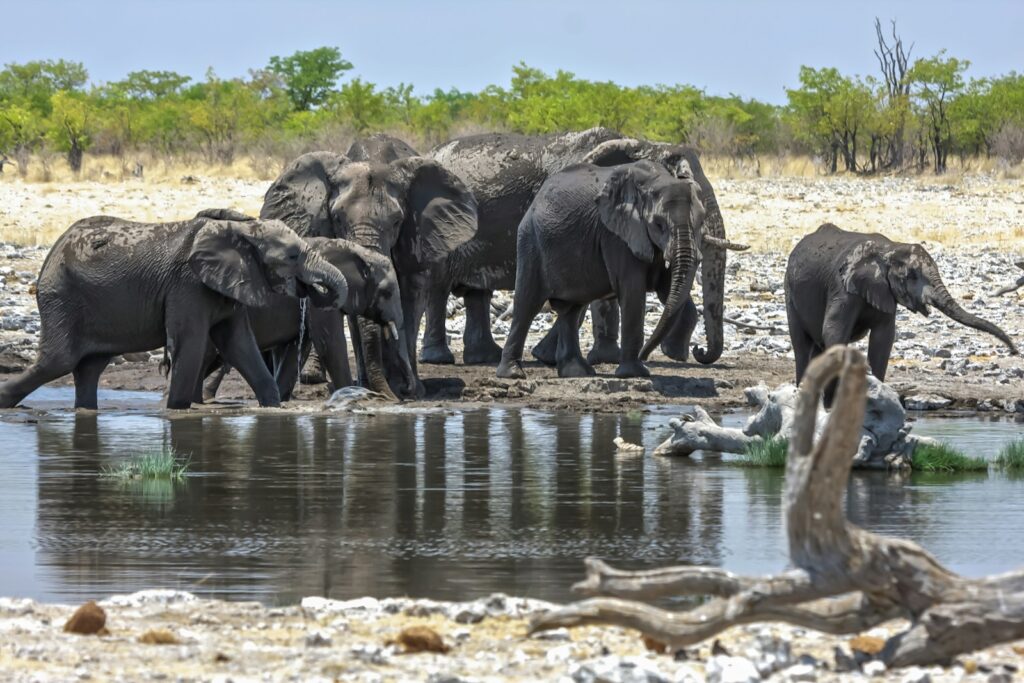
785,223 -> 1018,386
497,160 -> 705,379
260,149 -> 477,399
422,127 -> 739,366
0,213 -> 348,410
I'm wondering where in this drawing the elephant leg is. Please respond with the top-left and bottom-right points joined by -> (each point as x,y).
530,320 -> 560,366
0,353 -> 78,408
587,299 -> 622,365
271,341 -> 300,401
166,336 -> 209,410
553,303 -> 594,378
420,279 -> 456,365
615,283 -> 652,378
73,354 -> 112,410
659,298 -> 699,362
309,308 -> 351,393
867,318 -> 896,382
462,289 -> 503,365
402,280 -> 428,398
209,312 -> 281,408
202,362 -> 230,403
787,299 -> 815,386
497,277 -> 547,380
820,306 -> 858,408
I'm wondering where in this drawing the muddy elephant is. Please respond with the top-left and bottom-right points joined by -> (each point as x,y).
0,213 -> 348,410
202,236 -> 405,401
785,223 -> 1018,386
422,127 -> 739,367
497,160 -> 706,379
260,149 -> 477,399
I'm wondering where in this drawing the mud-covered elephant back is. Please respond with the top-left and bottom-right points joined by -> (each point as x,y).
261,151 -> 350,238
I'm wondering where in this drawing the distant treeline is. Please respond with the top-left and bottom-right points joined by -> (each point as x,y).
2,23 -> 1023,178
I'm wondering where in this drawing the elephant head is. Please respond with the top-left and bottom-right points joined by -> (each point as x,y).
261,152 -> 477,398
189,216 -> 349,311
843,238 -> 1018,354
597,160 -> 706,360
583,138 -> 745,364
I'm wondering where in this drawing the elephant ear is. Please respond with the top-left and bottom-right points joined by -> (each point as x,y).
260,151 -> 349,237
389,157 -> 478,272
189,220 -> 274,308
582,138 -> 650,166
597,162 -> 666,263
842,240 -> 897,313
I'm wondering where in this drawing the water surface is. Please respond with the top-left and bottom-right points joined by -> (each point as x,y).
1,391 -> 1021,605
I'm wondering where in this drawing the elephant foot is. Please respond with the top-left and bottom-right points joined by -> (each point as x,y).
463,341 -> 503,365
615,360 -> 651,378
558,358 -> 596,378
586,340 -> 621,365
496,359 -> 526,379
659,340 -> 691,362
420,343 -> 456,365
530,338 -> 558,366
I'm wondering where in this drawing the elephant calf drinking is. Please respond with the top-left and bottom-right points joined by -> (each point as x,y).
0,212 -> 349,410
785,223 -> 1018,386
497,160 -> 708,380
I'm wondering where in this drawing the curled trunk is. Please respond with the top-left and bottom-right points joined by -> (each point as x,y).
641,222 -> 696,360
693,189 -> 726,364
926,268 -> 1018,355
301,252 -> 349,308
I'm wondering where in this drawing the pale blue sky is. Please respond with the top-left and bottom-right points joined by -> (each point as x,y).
2,0 -> 1021,103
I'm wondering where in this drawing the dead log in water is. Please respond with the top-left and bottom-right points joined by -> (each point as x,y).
531,345 -> 1024,667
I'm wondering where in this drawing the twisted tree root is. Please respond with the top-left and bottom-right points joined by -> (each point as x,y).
530,345 -> 1024,667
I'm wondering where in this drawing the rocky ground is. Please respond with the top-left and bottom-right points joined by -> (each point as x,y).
3,590 -> 1023,682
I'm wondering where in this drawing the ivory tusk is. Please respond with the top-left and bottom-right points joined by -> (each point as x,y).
387,321 -> 399,340
703,235 -> 750,251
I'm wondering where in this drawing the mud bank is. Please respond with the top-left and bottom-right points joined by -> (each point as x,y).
2,591 -> 1022,682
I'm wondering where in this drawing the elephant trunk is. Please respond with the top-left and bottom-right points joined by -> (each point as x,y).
693,189 -> 726,364
925,268 -> 1018,355
301,251 -> 349,308
641,219 -> 696,360
357,316 -> 401,401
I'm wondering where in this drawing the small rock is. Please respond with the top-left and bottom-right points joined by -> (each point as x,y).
64,601 -> 106,635
394,625 -> 449,654
138,628 -> 179,645
571,655 -> 673,683
533,627 -> 571,641
304,629 -> 332,647
781,663 -> 817,681
862,660 -> 887,677
833,646 -> 858,673
705,655 -> 760,683
903,394 -> 952,410
900,666 -> 931,683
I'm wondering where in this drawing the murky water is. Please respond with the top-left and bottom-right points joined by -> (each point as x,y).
1,390 -> 1022,605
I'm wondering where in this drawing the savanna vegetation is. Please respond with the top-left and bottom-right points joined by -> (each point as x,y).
2,21 -> 1023,180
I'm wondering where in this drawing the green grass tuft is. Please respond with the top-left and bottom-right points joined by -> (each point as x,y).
994,439 -> 1024,470
101,448 -> 190,481
738,437 -> 789,467
911,442 -> 987,473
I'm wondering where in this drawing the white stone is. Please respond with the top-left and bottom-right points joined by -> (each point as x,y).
705,655 -> 761,683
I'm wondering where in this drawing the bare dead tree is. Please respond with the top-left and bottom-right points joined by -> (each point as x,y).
874,18 -> 913,170
531,345 -> 1024,668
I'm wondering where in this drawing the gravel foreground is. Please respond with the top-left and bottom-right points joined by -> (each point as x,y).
3,590 -> 1023,682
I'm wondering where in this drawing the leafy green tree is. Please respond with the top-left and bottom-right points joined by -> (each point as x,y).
267,47 -> 353,111
0,59 -> 88,114
113,70 -> 191,99
909,51 -> 968,173
331,78 -> 388,133
46,90 -> 94,172
0,102 -> 42,174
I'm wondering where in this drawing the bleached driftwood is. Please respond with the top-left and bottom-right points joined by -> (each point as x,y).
531,346 -> 1024,667
653,375 -> 932,469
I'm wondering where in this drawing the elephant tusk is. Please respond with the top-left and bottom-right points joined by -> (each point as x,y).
387,321 -> 399,341
703,234 -> 749,251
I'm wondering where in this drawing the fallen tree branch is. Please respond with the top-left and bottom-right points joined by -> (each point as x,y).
531,345 -> 1024,667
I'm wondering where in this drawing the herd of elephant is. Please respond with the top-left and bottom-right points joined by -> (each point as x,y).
0,127 -> 1018,411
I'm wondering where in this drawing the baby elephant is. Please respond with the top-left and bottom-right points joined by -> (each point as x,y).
0,211 -> 348,410
785,223 -> 1017,386
497,160 -> 706,379
202,237 -> 407,401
